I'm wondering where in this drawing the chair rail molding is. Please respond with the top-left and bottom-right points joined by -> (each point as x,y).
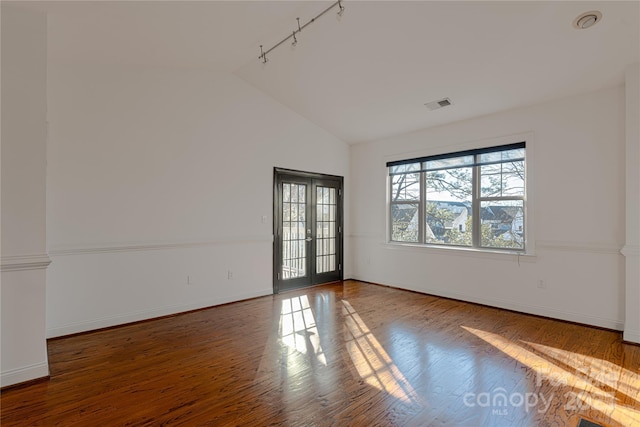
536,240 -> 623,255
621,245 -> 640,257
48,235 -> 274,257
1,253 -> 52,272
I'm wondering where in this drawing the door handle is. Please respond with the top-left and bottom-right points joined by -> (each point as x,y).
305,237 -> 313,242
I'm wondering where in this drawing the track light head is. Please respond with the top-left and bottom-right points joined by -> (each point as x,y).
259,45 -> 268,65
337,1 -> 345,19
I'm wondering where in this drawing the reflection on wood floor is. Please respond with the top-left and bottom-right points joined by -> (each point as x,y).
2,280 -> 639,426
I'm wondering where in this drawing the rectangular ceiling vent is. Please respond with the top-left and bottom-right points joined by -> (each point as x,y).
425,97 -> 453,111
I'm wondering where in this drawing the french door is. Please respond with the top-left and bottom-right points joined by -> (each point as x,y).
274,169 -> 343,293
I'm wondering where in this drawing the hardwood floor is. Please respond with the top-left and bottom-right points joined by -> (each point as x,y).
2,280 -> 639,426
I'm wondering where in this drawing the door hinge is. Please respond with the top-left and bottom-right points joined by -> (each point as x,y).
339,189 -> 342,196
339,264 -> 342,271
277,273 -> 280,280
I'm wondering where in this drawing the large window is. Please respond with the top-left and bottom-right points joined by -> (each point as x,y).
388,142 -> 526,251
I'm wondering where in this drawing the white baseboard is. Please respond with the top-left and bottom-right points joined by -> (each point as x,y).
46,288 -> 273,338
350,275 -> 624,331
623,330 -> 640,344
1,361 -> 49,388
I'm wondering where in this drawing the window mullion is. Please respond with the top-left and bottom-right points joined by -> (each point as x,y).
472,163 -> 480,247
389,175 -> 392,241
419,171 -> 425,243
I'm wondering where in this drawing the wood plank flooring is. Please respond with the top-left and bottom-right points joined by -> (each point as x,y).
2,280 -> 639,426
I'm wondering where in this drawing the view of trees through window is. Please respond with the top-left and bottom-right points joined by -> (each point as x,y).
389,144 -> 525,251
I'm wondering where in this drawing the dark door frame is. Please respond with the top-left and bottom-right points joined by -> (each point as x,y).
273,168 -> 344,294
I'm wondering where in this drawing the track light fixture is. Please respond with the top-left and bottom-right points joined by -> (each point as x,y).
291,18 -> 300,48
337,0 -> 345,19
259,45 -> 268,64
258,0 -> 346,64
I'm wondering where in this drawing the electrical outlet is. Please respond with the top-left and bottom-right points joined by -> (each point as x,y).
227,270 -> 233,280
187,275 -> 193,285
537,279 -> 546,289
261,215 -> 268,224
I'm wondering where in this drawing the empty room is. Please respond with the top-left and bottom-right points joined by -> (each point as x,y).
1,1 -> 639,426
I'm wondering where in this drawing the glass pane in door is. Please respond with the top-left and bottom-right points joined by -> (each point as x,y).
282,183 -> 307,279
316,186 -> 337,274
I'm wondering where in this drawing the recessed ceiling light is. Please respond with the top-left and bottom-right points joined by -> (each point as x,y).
573,11 -> 602,29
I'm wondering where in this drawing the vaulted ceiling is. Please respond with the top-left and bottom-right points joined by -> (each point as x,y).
21,1 -> 640,143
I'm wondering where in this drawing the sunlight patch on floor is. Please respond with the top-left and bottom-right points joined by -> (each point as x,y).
342,300 -> 421,405
524,341 -> 639,404
462,326 -> 640,426
280,295 -> 327,366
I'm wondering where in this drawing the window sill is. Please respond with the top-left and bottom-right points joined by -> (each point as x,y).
383,241 -> 537,262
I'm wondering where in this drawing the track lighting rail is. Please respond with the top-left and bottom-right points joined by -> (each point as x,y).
259,0 -> 344,64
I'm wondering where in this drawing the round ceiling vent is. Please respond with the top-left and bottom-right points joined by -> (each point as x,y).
573,11 -> 602,29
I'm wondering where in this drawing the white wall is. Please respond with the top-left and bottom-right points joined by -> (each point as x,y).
46,63 -> 350,337
1,4 -> 50,386
350,85 -> 626,330
623,63 -> 640,343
